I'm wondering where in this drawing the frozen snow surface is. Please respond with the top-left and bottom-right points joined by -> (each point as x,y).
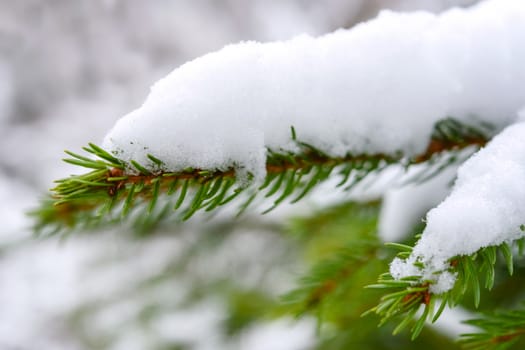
104,0 -> 525,182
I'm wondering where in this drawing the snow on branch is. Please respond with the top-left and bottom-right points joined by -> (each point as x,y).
391,119 -> 525,293
33,120 -> 483,235
37,0 -> 525,248
103,0 -> 525,181
99,0 -> 525,294
34,0 -> 525,334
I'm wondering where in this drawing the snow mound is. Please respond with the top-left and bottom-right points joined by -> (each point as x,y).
103,0 -> 525,181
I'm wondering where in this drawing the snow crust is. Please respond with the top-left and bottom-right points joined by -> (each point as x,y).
391,120 -> 525,293
104,0 -> 525,181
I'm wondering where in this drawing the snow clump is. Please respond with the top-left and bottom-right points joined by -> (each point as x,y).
104,0 -> 525,182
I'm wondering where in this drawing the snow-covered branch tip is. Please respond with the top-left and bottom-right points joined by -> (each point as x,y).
32,119 -> 487,235
364,237 -> 525,340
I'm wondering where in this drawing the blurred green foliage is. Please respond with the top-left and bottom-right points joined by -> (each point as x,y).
65,200 -> 473,349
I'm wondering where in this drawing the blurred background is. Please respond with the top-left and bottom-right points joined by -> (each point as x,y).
0,1 -> 481,349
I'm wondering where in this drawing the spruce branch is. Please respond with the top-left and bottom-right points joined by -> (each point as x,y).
31,118 -> 489,235
364,237 -> 525,340
460,305 -> 525,349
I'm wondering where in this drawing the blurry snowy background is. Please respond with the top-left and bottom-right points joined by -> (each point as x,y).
0,1 -> 479,349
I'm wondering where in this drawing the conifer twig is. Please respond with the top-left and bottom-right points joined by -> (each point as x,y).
31,119 -> 489,235
460,305 -> 525,349
364,237 -> 525,340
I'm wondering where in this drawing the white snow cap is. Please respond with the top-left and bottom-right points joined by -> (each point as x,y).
104,0 -> 525,180
391,121 -> 525,293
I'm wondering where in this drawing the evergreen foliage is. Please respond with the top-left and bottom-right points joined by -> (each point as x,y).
460,305 -> 525,349
33,118 -> 487,235
364,238 -> 525,340
32,118 -> 525,348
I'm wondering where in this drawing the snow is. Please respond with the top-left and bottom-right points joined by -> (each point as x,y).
391,120 -> 525,293
104,0 -> 525,182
